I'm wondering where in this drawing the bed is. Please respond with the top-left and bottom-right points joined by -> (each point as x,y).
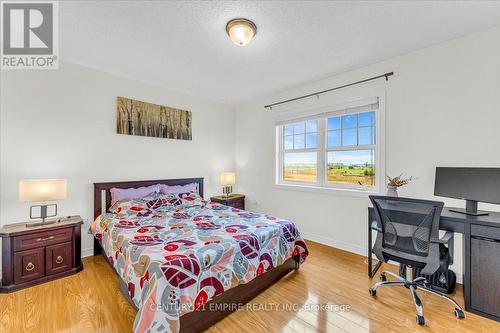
92,178 -> 308,333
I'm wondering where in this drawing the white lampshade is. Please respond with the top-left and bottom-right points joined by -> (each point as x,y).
19,179 -> 67,202
219,172 -> 236,186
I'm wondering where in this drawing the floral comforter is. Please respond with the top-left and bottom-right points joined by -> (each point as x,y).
91,192 -> 308,333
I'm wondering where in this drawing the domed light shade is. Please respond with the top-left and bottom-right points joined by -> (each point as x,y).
226,18 -> 257,46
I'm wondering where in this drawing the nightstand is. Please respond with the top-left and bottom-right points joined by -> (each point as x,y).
210,194 -> 245,210
0,216 -> 83,293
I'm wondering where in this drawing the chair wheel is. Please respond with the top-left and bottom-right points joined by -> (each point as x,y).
454,308 -> 465,319
380,273 -> 387,282
416,315 -> 425,325
369,288 -> 376,296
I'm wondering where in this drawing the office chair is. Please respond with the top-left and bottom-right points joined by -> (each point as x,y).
368,196 -> 465,325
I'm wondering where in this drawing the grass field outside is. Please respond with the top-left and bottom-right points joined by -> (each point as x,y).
328,164 -> 374,185
283,163 -> 375,186
283,164 -> 317,182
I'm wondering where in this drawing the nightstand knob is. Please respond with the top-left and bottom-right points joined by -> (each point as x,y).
56,256 -> 64,264
25,262 -> 35,271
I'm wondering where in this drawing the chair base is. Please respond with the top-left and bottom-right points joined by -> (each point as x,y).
368,268 -> 465,325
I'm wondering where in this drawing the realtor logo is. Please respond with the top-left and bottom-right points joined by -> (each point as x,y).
1,1 -> 58,69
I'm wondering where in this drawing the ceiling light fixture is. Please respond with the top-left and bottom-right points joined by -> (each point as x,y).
226,18 -> 257,47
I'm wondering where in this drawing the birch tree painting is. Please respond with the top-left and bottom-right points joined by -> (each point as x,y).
116,97 -> 192,140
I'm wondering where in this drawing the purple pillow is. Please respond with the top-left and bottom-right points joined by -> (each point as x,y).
159,183 -> 198,195
110,184 -> 160,205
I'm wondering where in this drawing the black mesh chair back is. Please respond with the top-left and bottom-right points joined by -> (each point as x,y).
369,196 -> 444,275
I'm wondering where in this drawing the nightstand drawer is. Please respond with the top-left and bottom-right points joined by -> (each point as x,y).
211,195 -> 245,210
46,242 -> 73,276
14,247 -> 45,283
14,227 -> 73,252
228,200 -> 244,209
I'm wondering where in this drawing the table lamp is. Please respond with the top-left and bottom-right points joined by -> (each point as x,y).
19,179 -> 67,227
219,172 -> 236,197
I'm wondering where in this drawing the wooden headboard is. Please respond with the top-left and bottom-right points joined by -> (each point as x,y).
93,177 -> 204,219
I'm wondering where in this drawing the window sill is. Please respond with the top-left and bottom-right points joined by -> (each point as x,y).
273,183 -> 381,198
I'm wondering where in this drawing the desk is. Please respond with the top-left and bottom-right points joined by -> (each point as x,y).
368,206 -> 500,322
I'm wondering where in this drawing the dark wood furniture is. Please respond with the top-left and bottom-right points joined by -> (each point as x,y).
93,178 -> 299,333
368,206 -> 500,322
0,216 -> 83,293
210,194 -> 245,210
465,214 -> 500,322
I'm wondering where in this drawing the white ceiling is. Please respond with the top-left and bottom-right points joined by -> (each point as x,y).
60,1 -> 500,105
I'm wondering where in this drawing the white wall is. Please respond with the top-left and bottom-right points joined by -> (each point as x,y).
0,61 -> 235,257
234,26 -> 500,282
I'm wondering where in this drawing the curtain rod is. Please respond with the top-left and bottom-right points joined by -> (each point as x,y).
264,72 -> 394,110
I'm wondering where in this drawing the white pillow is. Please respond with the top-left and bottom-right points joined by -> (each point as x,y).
109,184 -> 160,205
158,183 -> 198,195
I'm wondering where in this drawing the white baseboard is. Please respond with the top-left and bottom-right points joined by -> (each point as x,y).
301,231 -> 367,257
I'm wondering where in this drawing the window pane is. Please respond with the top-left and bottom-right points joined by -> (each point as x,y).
358,127 -> 374,145
327,150 -> 375,186
283,152 -> 317,183
284,125 -> 293,136
293,134 -> 305,149
327,130 -> 341,147
359,111 -> 374,127
306,133 -> 317,148
342,114 -> 357,129
342,128 -> 357,146
293,122 -> 305,134
284,135 -> 294,150
328,117 -> 341,130
306,120 -> 317,133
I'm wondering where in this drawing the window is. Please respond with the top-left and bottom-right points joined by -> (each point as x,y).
282,120 -> 318,183
327,111 -> 375,186
276,98 -> 383,192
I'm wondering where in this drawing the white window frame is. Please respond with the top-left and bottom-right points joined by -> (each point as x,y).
275,94 -> 385,195
278,118 -> 322,186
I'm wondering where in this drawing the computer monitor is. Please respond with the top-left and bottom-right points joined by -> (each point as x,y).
434,167 -> 500,216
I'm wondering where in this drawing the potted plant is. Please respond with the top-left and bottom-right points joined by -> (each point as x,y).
386,174 -> 413,197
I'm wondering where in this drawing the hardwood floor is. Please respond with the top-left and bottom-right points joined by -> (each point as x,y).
0,240 -> 498,332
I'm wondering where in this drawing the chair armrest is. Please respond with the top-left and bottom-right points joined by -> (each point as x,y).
371,221 -> 382,232
431,231 -> 454,265
430,231 -> 453,244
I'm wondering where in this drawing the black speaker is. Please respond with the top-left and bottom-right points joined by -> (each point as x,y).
413,267 -> 456,294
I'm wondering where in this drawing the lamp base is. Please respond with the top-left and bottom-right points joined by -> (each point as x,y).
25,218 -> 58,228
27,204 -> 58,227
222,185 -> 233,197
